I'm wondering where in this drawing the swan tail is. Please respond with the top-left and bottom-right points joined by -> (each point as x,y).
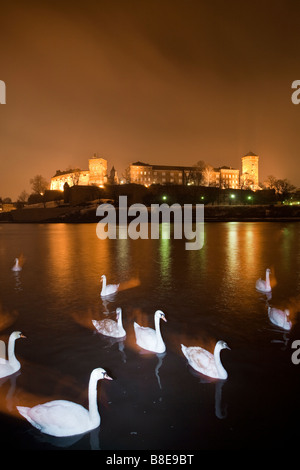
181,344 -> 188,356
17,406 -> 31,420
92,319 -> 100,332
17,406 -> 43,430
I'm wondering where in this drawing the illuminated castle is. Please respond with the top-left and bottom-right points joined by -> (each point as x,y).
50,155 -> 108,191
241,151 -> 259,190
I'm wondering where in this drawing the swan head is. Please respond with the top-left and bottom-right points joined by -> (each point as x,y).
91,367 -> 113,381
155,310 -> 167,322
266,268 -> 271,274
11,331 -> 26,341
101,275 -> 105,281
216,340 -> 230,351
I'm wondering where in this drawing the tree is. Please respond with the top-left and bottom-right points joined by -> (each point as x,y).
240,172 -> 254,190
274,179 -> 295,201
30,175 -> 49,195
202,164 -> 215,187
264,175 -> 277,190
17,190 -> 29,203
263,175 -> 295,200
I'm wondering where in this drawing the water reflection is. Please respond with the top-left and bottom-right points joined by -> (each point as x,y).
159,224 -> 171,287
0,371 -> 20,412
155,352 -> 166,389
99,335 -> 127,364
12,272 -> 22,292
0,222 -> 300,449
26,424 -> 101,449
185,364 -> 228,419
215,380 -> 227,420
136,350 -> 166,391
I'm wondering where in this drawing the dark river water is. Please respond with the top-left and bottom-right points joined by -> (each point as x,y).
0,221 -> 299,451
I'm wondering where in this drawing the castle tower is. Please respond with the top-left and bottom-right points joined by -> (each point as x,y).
88,154 -> 107,187
241,151 -> 259,190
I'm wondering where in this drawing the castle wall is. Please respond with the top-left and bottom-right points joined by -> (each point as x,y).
50,157 -> 107,191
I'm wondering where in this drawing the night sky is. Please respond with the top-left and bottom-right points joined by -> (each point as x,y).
1,0 -> 300,200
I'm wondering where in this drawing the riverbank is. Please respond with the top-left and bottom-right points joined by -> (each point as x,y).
1,202 -> 300,223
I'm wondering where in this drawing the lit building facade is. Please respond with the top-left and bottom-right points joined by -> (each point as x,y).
50,155 -> 108,191
128,161 -> 240,188
128,162 -> 196,186
241,151 -> 259,190
214,166 -> 240,189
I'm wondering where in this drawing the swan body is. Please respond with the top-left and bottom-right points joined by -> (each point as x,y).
12,258 -> 22,272
0,331 -> 26,379
92,307 -> 126,338
134,310 -> 167,354
256,268 -> 272,293
181,340 -> 230,380
268,306 -> 292,331
100,275 -> 119,297
17,368 -> 112,437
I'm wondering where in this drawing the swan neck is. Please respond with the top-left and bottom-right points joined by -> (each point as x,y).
214,345 -> 227,379
117,311 -> 122,328
8,336 -> 18,366
266,271 -> 270,288
101,276 -> 106,294
154,315 -> 163,341
88,373 -> 100,425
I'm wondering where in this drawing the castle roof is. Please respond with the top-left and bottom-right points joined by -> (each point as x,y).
243,151 -> 258,157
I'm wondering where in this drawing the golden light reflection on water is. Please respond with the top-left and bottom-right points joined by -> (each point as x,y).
0,303 -> 18,332
159,224 -> 171,286
222,223 -> 266,287
46,224 -> 111,301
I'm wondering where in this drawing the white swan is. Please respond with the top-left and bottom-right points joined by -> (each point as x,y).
134,310 -> 167,354
181,340 -> 230,380
92,307 -> 126,338
12,258 -> 22,272
268,306 -> 292,331
256,268 -> 272,293
17,367 -> 112,437
0,331 -> 26,379
100,275 -> 119,297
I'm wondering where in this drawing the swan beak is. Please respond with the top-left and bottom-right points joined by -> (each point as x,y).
104,373 -> 113,380
162,317 -> 167,322
20,334 -> 26,339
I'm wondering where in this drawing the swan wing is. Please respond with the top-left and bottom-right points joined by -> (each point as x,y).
93,319 -> 117,336
0,361 -> 16,379
101,284 -> 119,296
256,278 -> 271,292
134,323 -> 157,350
269,308 -> 292,330
181,345 -> 219,378
18,400 -> 90,437
256,278 -> 265,289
